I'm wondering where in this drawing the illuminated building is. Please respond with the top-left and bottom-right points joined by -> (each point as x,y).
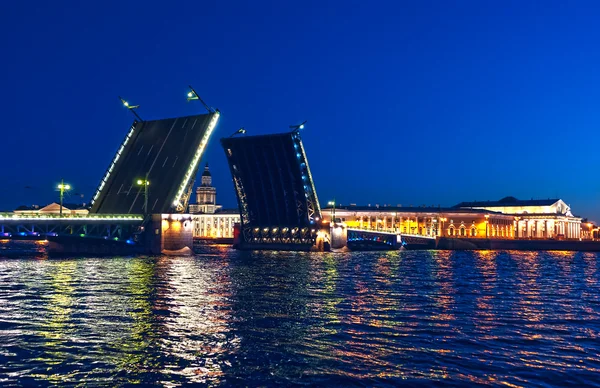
187,164 -> 239,239
188,164 -> 222,214
325,205 -> 514,238
14,202 -> 89,216
455,197 -> 582,239
191,210 -> 240,239
325,196 -> 584,240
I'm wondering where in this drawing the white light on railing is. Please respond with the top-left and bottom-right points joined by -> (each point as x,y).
172,112 -> 220,209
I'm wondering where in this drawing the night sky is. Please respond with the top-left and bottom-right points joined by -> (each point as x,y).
1,1 -> 599,220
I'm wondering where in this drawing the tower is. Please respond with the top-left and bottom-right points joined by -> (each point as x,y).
190,163 -> 220,213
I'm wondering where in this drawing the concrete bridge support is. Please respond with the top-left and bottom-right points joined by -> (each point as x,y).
147,214 -> 194,255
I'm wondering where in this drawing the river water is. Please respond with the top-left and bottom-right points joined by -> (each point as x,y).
0,248 -> 599,387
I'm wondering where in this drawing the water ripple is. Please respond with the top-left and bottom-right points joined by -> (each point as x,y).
0,249 -> 599,386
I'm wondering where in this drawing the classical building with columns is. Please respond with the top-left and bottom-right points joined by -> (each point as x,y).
455,197 -> 582,239
188,163 -> 240,239
324,205 -> 515,238
323,196 -> 583,240
191,209 -> 240,239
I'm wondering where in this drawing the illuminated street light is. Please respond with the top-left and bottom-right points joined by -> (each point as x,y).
229,127 -> 246,137
136,176 -> 150,214
187,85 -> 213,113
290,120 -> 307,131
439,217 -> 447,237
57,179 -> 71,218
119,96 -> 143,121
327,199 -> 336,224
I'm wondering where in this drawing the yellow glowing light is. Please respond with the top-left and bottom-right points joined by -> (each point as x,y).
137,179 -> 143,185
172,221 -> 181,231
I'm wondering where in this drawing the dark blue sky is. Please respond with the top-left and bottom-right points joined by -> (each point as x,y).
1,1 -> 600,220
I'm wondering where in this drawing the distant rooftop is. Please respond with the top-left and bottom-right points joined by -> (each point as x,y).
454,196 -> 560,208
325,204 -> 505,215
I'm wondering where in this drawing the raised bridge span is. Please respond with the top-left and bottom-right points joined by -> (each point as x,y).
3,104 -> 417,253
2,109 -> 221,255
221,130 -> 322,250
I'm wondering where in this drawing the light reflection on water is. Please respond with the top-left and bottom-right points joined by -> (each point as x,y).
0,249 -> 599,386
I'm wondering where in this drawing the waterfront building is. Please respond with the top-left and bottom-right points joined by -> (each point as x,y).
188,163 -> 239,238
14,202 -> 89,216
188,164 -> 222,214
324,205 -> 515,238
324,196 -> 584,240
454,197 -> 582,239
191,209 -> 240,239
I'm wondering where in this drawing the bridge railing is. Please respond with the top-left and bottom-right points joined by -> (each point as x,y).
346,226 -> 437,239
0,213 -> 143,221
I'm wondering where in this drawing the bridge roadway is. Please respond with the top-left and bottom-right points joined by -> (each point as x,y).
344,227 -> 436,250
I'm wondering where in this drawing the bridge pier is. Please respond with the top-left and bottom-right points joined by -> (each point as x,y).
145,214 -> 194,255
330,224 -> 347,249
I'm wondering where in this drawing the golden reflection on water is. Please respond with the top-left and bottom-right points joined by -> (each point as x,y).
156,256 -> 237,385
431,250 -> 456,322
473,250 -> 498,335
28,260 -> 78,383
1,249 -> 600,386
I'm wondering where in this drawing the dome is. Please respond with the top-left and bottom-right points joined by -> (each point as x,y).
201,163 -> 211,177
498,196 -> 518,203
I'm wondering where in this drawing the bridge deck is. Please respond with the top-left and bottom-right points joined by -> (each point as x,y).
90,112 -> 219,214
221,130 -> 321,248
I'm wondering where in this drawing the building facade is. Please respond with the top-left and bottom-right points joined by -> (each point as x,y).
191,210 -> 240,239
455,197 -> 582,239
14,203 -> 89,216
188,163 -> 240,238
188,163 -> 222,214
324,196 -> 584,240
324,205 -> 515,238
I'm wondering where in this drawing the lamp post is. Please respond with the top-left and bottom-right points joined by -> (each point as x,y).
57,180 -> 71,218
137,175 -> 150,214
440,217 -> 447,237
119,96 -> 143,121
484,214 -> 490,238
327,199 -> 336,224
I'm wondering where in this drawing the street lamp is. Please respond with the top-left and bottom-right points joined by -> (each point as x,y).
289,121 -> 307,131
327,199 -> 336,224
119,96 -> 143,121
229,127 -> 246,137
57,180 -> 71,218
137,177 -> 150,214
439,217 -> 447,237
187,85 -> 213,113
484,214 -> 490,238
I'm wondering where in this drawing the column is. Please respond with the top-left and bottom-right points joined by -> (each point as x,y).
399,217 -> 403,233
415,216 -> 419,235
